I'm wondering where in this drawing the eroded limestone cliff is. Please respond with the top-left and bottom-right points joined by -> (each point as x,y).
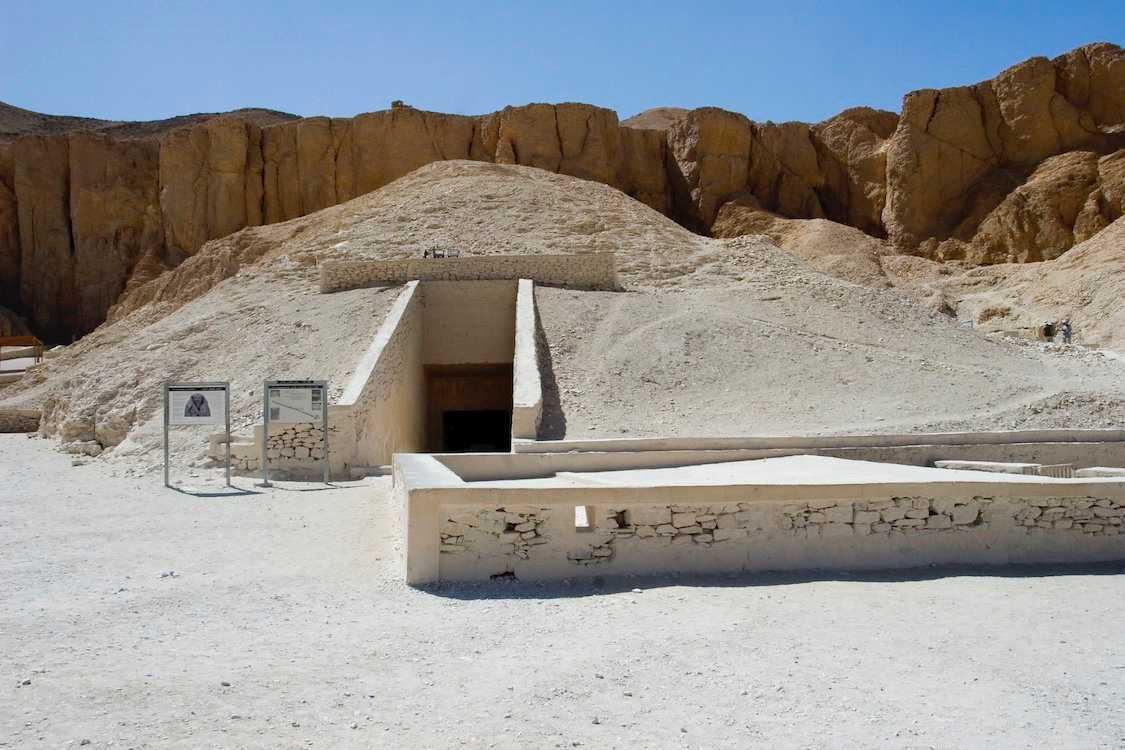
0,42 -> 1122,341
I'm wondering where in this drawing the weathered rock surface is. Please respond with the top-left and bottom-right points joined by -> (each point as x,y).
2,106 -> 293,339
69,133 -> 164,337
883,43 -> 1125,249
14,135 -> 75,338
0,42 -> 1122,340
956,149 -> 1125,264
0,142 -> 19,308
711,196 -> 891,288
0,303 -> 30,335
159,117 -> 266,259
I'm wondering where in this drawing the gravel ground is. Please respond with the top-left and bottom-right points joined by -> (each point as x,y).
3,434 -> 1124,748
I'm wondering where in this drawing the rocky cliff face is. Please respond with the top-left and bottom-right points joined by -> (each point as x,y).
0,42 -> 1122,341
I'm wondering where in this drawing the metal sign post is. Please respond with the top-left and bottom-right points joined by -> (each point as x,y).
261,385 -> 271,488
262,380 -> 330,485
164,382 -> 231,488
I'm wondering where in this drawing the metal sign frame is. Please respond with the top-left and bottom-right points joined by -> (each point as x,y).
261,379 -> 329,486
164,382 -> 231,488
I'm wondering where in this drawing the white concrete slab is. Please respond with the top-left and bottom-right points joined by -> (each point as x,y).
934,460 -> 1039,474
1076,467 -> 1125,478
518,454 -> 1117,488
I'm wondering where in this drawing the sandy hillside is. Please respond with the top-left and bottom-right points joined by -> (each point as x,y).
1,266 -> 397,463
5,160 -> 1125,459
536,281 -> 1125,439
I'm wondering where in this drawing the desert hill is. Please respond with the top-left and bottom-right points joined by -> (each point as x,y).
0,43 -> 1122,342
0,100 -> 296,142
5,162 -> 1125,460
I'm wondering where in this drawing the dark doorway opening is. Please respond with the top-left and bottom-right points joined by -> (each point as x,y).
442,410 -> 512,452
425,364 -> 513,452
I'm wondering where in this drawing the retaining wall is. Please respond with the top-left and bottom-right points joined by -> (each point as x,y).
396,454 -> 1125,585
319,254 -> 616,293
511,279 -> 542,440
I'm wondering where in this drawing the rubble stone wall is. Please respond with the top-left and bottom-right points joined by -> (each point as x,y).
426,490 -> 1125,583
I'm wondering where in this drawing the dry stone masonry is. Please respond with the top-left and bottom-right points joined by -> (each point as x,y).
561,497 -> 995,558
782,496 -> 992,536
1016,496 -> 1123,536
441,506 -> 552,560
265,422 -> 325,462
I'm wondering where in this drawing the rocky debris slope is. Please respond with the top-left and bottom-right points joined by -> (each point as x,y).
936,216 -> 1125,349
1,42 -> 1122,341
536,271 -> 1125,440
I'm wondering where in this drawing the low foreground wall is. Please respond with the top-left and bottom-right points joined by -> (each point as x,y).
396,454 -> 1125,585
319,253 -> 616,293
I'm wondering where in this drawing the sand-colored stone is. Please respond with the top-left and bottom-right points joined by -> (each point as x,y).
962,150 -> 1125,264
0,142 -> 18,307
882,44 -> 1125,250
68,133 -> 164,337
159,117 -> 265,259
666,107 -> 753,229
711,198 -> 891,288
13,135 -> 74,339
811,107 -> 898,235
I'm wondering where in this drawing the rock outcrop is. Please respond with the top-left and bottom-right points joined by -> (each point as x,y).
0,303 -> 29,336
883,44 -> 1125,251
0,42 -> 1122,341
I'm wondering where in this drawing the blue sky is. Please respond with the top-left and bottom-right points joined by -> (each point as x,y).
1,1 -> 1121,124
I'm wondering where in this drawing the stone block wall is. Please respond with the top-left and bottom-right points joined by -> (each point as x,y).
265,421 -> 326,462
319,253 -> 616,294
422,490 -> 1125,583
224,417 -> 342,479
1016,496 -> 1123,536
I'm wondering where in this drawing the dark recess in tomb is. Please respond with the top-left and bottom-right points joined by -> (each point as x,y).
425,363 -> 513,452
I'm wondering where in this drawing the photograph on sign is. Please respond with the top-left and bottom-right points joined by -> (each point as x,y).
268,384 -> 324,424
168,386 -> 227,426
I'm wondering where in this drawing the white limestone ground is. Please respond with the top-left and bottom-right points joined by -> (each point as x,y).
3,434 -> 1123,748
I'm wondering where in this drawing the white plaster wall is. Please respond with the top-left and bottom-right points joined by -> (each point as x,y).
421,280 -> 516,366
348,285 -> 426,468
511,279 -> 542,440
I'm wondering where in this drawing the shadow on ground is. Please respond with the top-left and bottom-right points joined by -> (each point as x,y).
422,560 -> 1125,601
